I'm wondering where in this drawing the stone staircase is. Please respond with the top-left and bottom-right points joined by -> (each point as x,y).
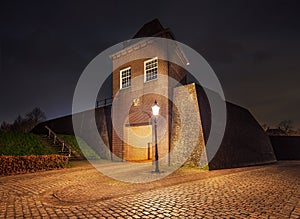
38,126 -> 83,161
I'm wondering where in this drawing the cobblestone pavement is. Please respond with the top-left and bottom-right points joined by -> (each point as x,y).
0,161 -> 299,218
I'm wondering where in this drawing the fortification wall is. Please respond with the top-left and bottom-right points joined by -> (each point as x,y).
31,106 -> 112,160
270,136 -> 300,160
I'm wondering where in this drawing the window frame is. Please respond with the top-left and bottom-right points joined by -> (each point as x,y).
120,67 -> 132,89
144,57 -> 158,83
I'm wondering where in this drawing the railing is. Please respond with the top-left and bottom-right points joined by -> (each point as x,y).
96,97 -> 113,108
45,126 -> 72,157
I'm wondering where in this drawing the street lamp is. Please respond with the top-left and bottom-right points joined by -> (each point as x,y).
152,100 -> 160,173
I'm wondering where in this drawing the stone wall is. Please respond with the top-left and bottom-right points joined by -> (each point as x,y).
170,83 -> 208,168
111,41 -> 171,161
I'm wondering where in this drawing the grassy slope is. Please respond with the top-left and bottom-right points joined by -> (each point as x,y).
59,135 -> 100,159
0,131 -> 55,156
0,131 -> 100,159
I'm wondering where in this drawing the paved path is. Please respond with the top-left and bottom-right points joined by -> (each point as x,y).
0,161 -> 299,218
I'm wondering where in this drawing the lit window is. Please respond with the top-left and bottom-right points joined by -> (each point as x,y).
144,57 -> 158,82
120,67 -> 131,89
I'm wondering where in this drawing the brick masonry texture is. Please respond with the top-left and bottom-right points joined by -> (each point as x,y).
111,39 -> 187,162
0,161 -> 299,218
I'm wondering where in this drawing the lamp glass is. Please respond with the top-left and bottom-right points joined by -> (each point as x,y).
152,101 -> 160,116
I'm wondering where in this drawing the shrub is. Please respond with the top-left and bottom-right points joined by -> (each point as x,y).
0,155 -> 69,176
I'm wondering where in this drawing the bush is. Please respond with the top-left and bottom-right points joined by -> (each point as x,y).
0,155 -> 69,176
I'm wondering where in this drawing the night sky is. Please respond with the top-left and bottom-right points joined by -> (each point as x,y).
1,0 -> 300,128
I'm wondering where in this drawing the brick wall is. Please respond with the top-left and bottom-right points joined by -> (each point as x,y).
111,41 -> 170,161
110,39 -> 189,162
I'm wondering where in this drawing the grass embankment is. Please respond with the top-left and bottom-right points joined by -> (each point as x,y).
59,135 -> 101,160
0,131 -> 100,160
0,131 -> 55,156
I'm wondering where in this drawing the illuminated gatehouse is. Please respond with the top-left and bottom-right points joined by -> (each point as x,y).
33,19 -> 276,169
108,19 -> 277,168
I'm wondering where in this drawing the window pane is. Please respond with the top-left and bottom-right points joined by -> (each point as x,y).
145,58 -> 158,82
120,68 -> 131,88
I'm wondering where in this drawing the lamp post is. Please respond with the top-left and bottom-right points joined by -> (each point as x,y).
152,100 -> 160,173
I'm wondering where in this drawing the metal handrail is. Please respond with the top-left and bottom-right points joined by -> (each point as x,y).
45,126 -> 72,157
96,97 -> 113,108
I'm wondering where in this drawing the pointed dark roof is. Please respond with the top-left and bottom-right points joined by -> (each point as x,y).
133,18 -> 175,39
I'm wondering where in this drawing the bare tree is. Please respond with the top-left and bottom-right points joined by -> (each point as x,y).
12,115 -> 25,132
0,107 -> 46,133
26,107 -> 46,124
24,107 -> 46,132
278,120 -> 293,133
0,121 -> 11,132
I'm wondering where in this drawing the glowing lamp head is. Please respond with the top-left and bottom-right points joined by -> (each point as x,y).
152,100 -> 160,116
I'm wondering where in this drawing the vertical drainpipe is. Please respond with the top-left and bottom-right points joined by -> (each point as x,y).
106,105 -> 113,161
121,131 -> 124,162
167,59 -> 171,166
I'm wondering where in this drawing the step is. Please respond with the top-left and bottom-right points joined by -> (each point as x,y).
69,156 -> 85,161
38,130 -> 85,161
